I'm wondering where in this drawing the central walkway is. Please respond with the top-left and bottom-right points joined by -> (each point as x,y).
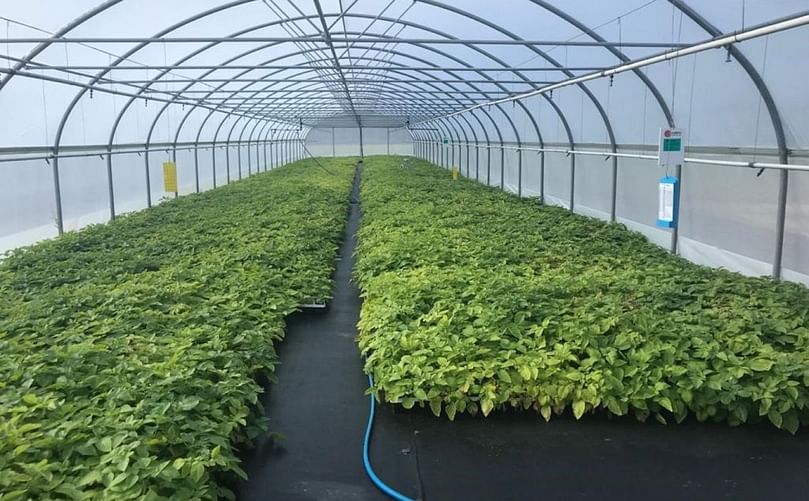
236,163 -> 417,500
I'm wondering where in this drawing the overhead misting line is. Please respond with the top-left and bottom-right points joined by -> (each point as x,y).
110,54 -> 118,118
686,54 -> 697,149
511,0 -> 659,67
579,92 -> 585,142
301,142 -> 337,176
40,76 -> 49,151
670,7 -> 683,121
339,0 -> 354,82
163,41 -> 172,149
348,1 -> 415,101
641,82 -> 648,145
264,0 -> 342,99
5,19 -> 10,71
0,15 -> 217,92
752,35 -> 769,174
668,8 -> 685,178
416,11 -> 809,128
742,0 -> 747,30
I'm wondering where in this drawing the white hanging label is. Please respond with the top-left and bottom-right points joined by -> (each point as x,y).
657,176 -> 679,229
658,183 -> 674,222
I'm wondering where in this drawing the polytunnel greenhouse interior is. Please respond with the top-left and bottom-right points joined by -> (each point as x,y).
2,0 -> 809,500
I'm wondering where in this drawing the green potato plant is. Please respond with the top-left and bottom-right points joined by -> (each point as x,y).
0,158 -> 355,500
355,156 -> 809,433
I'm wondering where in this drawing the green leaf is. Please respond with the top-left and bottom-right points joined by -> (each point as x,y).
445,402 -> 457,421
657,397 -> 674,413
572,400 -> 586,420
768,410 -> 783,429
97,437 -> 113,453
481,398 -> 494,417
179,396 -> 201,411
782,412 -> 800,435
190,462 -> 205,482
429,399 -> 442,417
750,359 -> 774,372
78,469 -> 103,487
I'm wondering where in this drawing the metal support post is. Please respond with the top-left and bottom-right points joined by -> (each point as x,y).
569,152 -> 576,212
539,151 -> 545,203
610,155 -> 618,222
105,146 -> 116,221
517,148 -> 523,197
773,169 -> 789,279
670,163 -> 683,254
52,150 -> 64,235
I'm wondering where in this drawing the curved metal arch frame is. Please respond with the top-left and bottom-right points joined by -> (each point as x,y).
13,0 -> 779,152
164,53 -> 497,173
362,0 -> 588,205
49,0 -> 262,233
228,62 -> 508,177
141,35 -> 516,184
213,67 -> 511,185
420,0 -> 792,271
180,29 -> 557,193
413,1 -> 616,141
322,16 -> 552,172
529,0 -> 675,128
408,0 -> 613,212
0,0 -> 123,92
85,11 -> 561,212
147,16 -> 544,150
199,65 -> 498,174
53,4 -> 560,175
668,0 -> 790,278
10,0 -> 794,279
33,1 -> 580,232
528,0 -> 674,217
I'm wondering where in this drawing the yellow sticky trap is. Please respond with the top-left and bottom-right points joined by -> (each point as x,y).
451,165 -> 459,180
162,162 -> 178,192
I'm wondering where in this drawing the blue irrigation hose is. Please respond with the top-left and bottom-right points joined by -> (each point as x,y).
363,372 -> 417,501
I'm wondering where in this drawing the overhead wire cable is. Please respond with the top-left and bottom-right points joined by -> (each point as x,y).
0,15 -> 218,91
752,35 -> 769,167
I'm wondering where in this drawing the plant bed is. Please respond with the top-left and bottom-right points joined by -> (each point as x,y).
0,158 -> 355,499
355,156 -> 809,433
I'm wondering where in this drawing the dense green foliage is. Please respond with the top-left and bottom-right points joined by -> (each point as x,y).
356,156 -> 809,432
0,158 -> 355,499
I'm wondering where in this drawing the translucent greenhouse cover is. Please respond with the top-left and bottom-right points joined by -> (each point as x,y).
0,0 -> 807,284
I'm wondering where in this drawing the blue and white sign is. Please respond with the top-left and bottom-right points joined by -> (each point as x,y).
658,128 -> 685,168
657,176 -> 680,228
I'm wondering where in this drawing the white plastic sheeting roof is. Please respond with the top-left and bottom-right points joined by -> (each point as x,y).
1,1 -> 808,284
0,0 -> 807,149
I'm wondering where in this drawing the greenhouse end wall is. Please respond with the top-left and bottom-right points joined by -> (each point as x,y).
305,127 -> 413,157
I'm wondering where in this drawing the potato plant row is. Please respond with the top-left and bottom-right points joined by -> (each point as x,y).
0,158 -> 356,499
355,156 -> 809,433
